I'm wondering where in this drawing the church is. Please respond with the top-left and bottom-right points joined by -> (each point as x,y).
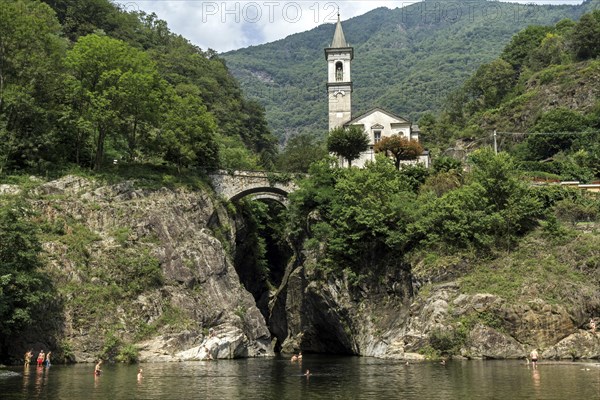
326,15 -> 430,168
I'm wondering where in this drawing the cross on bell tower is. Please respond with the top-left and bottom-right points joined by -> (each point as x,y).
325,13 -> 353,131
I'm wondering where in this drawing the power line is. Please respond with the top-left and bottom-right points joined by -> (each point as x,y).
495,130 -> 600,136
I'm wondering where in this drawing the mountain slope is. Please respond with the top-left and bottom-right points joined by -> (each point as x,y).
222,0 -> 596,141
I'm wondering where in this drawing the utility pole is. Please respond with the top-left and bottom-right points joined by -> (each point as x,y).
493,130 -> 498,154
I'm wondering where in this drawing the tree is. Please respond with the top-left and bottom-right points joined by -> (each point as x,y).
501,25 -> 553,71
65,34 -> 165,169
0,199 -> 51,352
410,149 -> 542,252
528,33 -> 568,71
276,132 -> 327,172
0,0 -> 67,172
327,125 -> 369,168
240,100 -> 278,170
374,135 -> 423,169
571,10 -> 600,61
525,108 -> 590,161
433,156 -> 463,174
463,59 -> 515,113
157,91 -> 219,170
289,156 -> 416,272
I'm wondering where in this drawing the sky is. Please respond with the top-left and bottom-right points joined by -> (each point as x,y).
114,1 -> 586,53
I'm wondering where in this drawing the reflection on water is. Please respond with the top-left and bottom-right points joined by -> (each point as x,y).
1,357 -> 599,400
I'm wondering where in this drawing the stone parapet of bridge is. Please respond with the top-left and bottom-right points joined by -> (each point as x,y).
209,170 -> 299,205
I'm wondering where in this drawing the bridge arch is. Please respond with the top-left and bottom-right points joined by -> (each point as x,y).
209,170 -> 297,206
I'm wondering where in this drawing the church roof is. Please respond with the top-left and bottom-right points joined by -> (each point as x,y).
331,14 -> 348,48
345,107 -> 412,126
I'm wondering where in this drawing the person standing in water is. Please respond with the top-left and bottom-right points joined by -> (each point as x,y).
530,349 -> 539,368
137,368 -> 143,381
36,350 -> 45,367
95,360 -> 103,376
45,351 -> 52,367
24,350 -> 33,367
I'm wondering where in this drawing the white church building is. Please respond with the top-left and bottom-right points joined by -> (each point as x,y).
326,15 -> 430,168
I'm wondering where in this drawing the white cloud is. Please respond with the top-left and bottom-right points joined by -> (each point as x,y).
115,1 -> 585,52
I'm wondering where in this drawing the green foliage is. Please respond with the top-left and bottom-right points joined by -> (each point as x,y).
398,164 -> 430,193
64,33 -> 166,169
554,197 -> 599,226
428,327 -> 467,357
0,198 -> 52,341
420,170 -> 462,197
327,126 -> 369,167
463,58 -> 516,114
217,136 -> 263,171
459,229 -> 598,305
100,332 -> 139,363
501,25 -> 554,71
116,343 -> 139,364
155,90 -> 219,171
431,10 -> 600,181
528,33 -> 569,71
276,132 -> 327,173
291,148 -> 550,276
410,149 -> 542,253
433,156 -> 463,174
0,0 -> 67,173
1,0 -> 277,174
525,108 -> 591,160
106,248 -> 163,295
289,156 -> 417,273
135,304 -> 194,341
571,10 -> 600,60
100,331 -> 121,360
234,198 -> 290,295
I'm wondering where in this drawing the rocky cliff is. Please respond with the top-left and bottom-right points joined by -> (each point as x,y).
4,175 -> 599,363
277,239 -> 600,360
6,175 -> 272,363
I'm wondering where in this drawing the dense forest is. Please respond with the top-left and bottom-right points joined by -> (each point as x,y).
0,0 -> 277,175
0,0 -> 279,359
421,8 -> 600,183
223,0 -> 599,141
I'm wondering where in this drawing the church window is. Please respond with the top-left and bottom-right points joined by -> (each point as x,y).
335,62 -> 343,81
374,130 -> 381,143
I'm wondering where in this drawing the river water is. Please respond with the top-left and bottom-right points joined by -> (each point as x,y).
1,356 -> 598,399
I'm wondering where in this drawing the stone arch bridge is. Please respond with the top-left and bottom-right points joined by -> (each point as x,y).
209,170 -> 299,205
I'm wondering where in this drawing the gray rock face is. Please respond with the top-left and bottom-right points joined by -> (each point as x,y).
544,331 -> 600,359
29,176 -> 273,362
278,253 -> 600,360
466,325 -> 525,359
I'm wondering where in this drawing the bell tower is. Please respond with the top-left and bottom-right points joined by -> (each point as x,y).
325,13 -> 353,131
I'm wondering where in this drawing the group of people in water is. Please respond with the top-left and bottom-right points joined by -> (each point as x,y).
21,321 -> 598,382
24,350 -> 51,367
290,352 -> 310,376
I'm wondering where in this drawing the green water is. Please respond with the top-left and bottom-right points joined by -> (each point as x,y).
1,356 -> 598,399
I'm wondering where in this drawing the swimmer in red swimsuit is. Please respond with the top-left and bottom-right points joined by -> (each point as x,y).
36,350 -> 45,367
